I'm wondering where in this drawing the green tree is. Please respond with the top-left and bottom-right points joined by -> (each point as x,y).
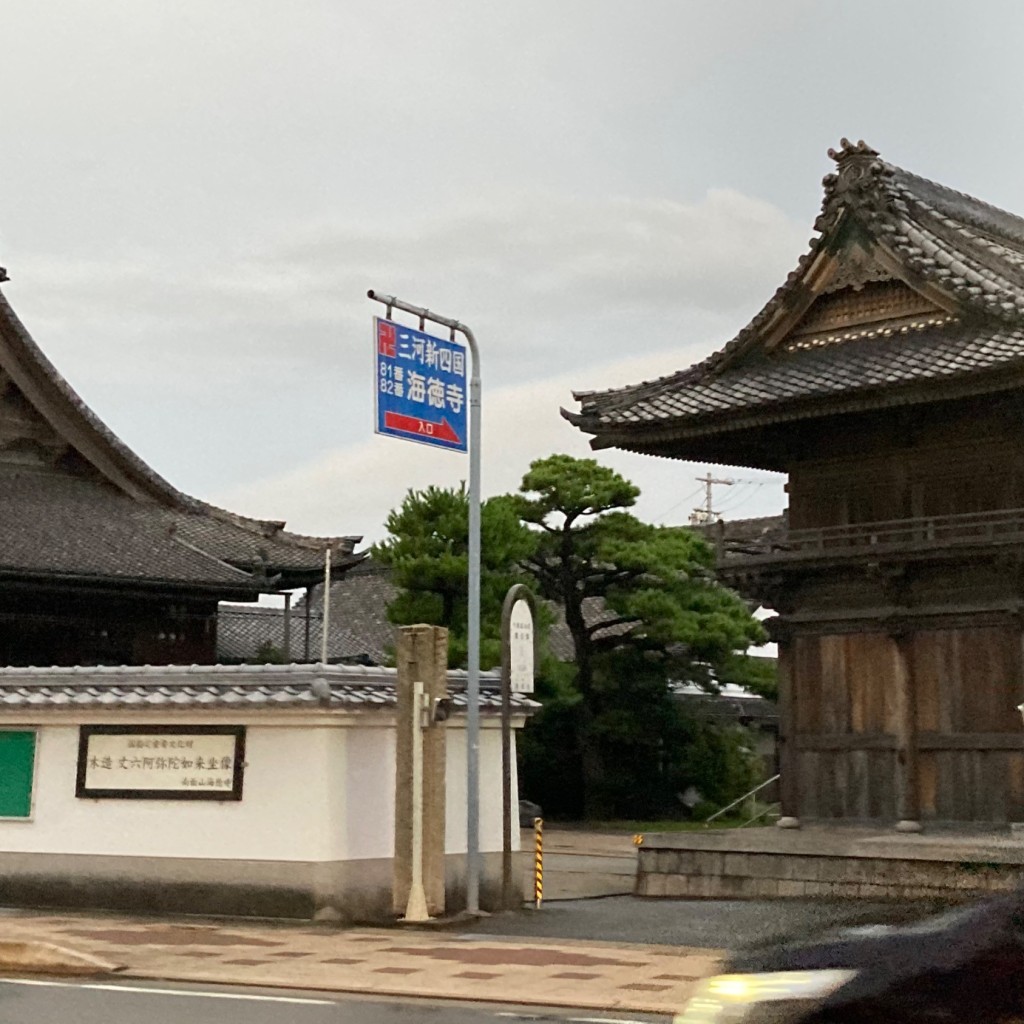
371,484 -> 536,668
515,454 -> 767,818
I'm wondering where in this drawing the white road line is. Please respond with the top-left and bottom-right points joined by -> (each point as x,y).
0,978 -> 334,1005
495,1015 -> 654,1024
567,1017 -> 656,1024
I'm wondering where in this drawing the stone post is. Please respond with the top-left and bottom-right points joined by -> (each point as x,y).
393,625 -> 448,917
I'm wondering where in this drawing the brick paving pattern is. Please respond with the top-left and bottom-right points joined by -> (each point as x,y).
0,910 -> 721,1014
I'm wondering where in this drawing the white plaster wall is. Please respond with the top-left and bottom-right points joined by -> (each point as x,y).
445,723 -> 518,854
0,725 -> 336,861
335,724 -> 396,861
0,714 -> 521,864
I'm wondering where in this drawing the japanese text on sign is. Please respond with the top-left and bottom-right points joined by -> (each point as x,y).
510,599 -> 535,694
375,317 -> 468,452
76,728 -> 245,800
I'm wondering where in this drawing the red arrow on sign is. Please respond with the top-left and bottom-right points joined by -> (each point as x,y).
384,411 -> 462,444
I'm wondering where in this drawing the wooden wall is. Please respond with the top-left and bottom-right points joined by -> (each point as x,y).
0,588 -> 218,667
787,393 -> 1024,530
912,627 -> 1024,822
791,625 -> 1024,823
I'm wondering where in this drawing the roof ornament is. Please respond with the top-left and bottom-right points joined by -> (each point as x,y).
0,267 -> 7,283
827,138 -> 879,163
825,137 -> 884,197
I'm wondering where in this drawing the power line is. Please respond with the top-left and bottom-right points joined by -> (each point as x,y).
715,481 -> 770,516
652,483 -> 706,524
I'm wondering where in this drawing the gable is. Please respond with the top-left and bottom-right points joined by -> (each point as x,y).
782,279 -> 953,354
566,140 -> 1024,460
0,371 -> 75,470
755,232 -> 960,360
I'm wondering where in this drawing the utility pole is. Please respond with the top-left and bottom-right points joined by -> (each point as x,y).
689,472 -> 734,525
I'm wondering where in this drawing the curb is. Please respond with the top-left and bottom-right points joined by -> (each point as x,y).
122,966 -> 704,1015
0,940 -> 121,976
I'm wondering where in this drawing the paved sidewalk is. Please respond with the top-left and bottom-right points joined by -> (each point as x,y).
0,909 -> 720,1015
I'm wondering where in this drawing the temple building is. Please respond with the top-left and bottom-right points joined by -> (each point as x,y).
0,271 -> 359,667
566,139 -> 1024,827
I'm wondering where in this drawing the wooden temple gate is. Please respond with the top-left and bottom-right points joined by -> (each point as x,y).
567,139 -> 1024,825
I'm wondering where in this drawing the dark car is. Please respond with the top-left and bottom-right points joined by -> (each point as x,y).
677,890 -> 1024,1023
519,799 -> 542,828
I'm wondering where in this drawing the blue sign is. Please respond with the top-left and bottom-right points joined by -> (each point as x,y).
374,317 -> 468,453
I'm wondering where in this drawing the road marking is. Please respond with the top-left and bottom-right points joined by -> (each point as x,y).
495,1015 -> 654,1024
568,1017 -> 657,1024
0,978 -> 334,1005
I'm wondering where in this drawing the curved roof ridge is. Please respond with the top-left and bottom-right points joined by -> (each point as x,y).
566,140 -> 1024,427
564,233 -> 828,423
887,165 -> 1024,250
566,140 -> 1024,451
0,285 -> 192,507
188,498 -> 361,554
0,282 -> 356,558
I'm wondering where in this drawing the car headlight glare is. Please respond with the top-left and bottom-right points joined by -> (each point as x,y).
675,970 -> 858,1023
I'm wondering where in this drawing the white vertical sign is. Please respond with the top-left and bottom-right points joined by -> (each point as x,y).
509,598 -> 535,694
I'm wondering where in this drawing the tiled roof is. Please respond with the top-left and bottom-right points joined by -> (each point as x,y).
673,681 -> 779,725
0,467 -> 250,590
298,559 -> 399,664
0,466 -> 361,592
216,606 -> 297,661
0,286 -> 359,588
217,601 -> 380,664
566,140 -> 1024,446
577,322 -> 1024,436
216,559 -> 398,665
0,663 -> 533,713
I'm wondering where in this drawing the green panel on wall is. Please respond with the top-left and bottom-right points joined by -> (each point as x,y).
0,731 -> 35,818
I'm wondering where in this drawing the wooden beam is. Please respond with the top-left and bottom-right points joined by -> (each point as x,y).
917,733 -> 1024,751
776,638 -> 800,822
796,734 -> 899,751
892,635 -> 920,826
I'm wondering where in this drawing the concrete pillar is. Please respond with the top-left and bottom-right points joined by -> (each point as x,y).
393,625 -> 448,917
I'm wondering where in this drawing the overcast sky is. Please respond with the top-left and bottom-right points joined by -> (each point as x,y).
3,1 -> 1023,545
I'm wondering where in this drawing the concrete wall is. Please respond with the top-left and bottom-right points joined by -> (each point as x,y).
636,829 -> 1024,901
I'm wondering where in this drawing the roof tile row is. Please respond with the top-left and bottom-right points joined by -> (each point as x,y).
568,140 -> 1024,440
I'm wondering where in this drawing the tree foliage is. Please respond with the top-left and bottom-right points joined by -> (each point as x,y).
514,455 -> 768,818
373,459 -> 774,821
516,454 -> 765,682
371,484 -> 536,668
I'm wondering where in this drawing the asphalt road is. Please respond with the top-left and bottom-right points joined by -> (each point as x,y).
0,979 -> 667,1024
470,895 -> 949,950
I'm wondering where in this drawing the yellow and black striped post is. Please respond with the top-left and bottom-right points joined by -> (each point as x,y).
533,817 -> 543,909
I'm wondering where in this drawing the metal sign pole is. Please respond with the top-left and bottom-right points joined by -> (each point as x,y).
367,290 -> 482,914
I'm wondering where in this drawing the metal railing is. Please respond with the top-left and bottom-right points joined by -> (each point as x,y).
723,507 -> 1024,566
740,802 -> 780,828
703,773 -> 781,827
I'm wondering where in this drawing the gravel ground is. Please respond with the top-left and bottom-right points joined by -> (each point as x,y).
468,895 -> 952,951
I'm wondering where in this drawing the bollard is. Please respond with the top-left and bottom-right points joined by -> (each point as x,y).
534,817 -> 543,909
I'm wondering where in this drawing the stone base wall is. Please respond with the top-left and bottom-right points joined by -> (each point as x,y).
637,846 -> 1024,900
0,850 -> 524,923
